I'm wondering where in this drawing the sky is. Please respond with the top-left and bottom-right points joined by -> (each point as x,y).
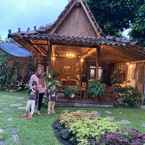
0,0 -> 68,39
0,0 -> 129,40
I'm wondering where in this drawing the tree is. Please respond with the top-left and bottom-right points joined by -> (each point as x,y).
131,4 -> 145,45
86,0 -> 144,36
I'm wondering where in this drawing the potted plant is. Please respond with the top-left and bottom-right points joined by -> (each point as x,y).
64,86 -> 79,99
87,80 -> 105,101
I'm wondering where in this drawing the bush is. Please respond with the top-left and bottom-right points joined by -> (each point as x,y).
64,86 -> 79,98
87,80 -> 105,97
100,129 -> 145,145
58,111 -> 119,145
55,112 -> 145,145
113,86 -> 143,107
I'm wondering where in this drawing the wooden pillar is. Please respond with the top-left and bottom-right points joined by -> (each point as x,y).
46,41 -> 52,72
96,46 -> 100,80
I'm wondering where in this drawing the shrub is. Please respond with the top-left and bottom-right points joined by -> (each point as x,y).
58,111 -> 119,145
100,129 -> 145,145
113,86 -> 143,107
64,86 -> 79,98
56,112 -> 145,145
87,80 -> 105,97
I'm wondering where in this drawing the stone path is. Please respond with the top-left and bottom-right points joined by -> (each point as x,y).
11,128 -> 20,145
10,104 -> 23,107
0,141 -> 5,145
142,123 -> 145,128
106,116 -> 114,121
17,106 -> 25,110
119,119 -> 131,125
105,111 -> 112,115
0,129 -> 5,145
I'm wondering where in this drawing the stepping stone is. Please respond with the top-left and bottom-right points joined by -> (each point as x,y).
106,116 -> 114,121
17,107 -> 25,110
11,128 -> 20,145
105,111 -> 112,115
0,129 -> 4,134
119,119 -> 131,125
10,104 -> 22,107
96,112 -> 101,117
142,123 -> 145,128
141,105 -> 145,109
0,140 -> 5,145
0,129 -> 5,141
7,118 -> 13,121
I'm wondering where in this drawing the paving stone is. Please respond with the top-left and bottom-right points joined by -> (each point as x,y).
105,111 -> 112,115
10,104 -> 22,107
106,116 -> 114,121
119,119 -> 131,125
0,129 -> 4,134
96,111 -> 101,117
0,129 -> 5,142
0,140 -> 5,145
7,118 -> 13,121
141,105 -> 145,109
11,128 -> 20,145
142,123 -> 145,128
17,107 -> 25,110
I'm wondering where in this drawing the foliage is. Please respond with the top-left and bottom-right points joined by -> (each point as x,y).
45,69 -> 60,88
87,80 -> 105,97
111,69 -> 123,85
113,86 -> 142,107
57,111 -> 145,145
131,4 -> 145,45
70,118 -> 119,145
58,111 -> 119,145
0,50 -> 9,65
59,111 -> 98,127
64,86 -> 79,98
0,58 -> 35,90
86,0 -> 144,36
100,129 -> 145,145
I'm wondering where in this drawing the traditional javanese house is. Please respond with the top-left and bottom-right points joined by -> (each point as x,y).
9,0 -> 145,105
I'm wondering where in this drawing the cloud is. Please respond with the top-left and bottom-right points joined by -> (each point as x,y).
0,0 -> 68,38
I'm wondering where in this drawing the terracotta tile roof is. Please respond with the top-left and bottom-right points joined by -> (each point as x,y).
15,33 -> 137,47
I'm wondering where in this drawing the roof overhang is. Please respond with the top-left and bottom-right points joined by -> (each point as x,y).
9,33 -> 145,62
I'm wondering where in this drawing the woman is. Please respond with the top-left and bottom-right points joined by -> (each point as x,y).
29,66 -> 46,115
37,73 -> 46,114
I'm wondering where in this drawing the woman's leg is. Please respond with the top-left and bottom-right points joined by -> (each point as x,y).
48,101 -> 51,114
51,101 -> 56,113
38,93 -> 44,112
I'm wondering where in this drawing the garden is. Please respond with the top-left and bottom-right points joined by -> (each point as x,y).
1,91 -> 145,145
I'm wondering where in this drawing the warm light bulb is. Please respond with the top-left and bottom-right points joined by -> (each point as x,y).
51,56 -> 55,61
80,58 -> 84,63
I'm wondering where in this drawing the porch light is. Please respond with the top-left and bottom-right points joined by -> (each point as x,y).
66,52 -> 76,58
51,56 -> 56,61
80,58 -> 84,63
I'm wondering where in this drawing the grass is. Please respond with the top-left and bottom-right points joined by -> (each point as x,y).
0,91 -> 145,145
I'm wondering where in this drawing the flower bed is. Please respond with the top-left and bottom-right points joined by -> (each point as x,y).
53,111 -> 145,145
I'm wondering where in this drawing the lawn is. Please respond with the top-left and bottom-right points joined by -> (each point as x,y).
0,91 -> 145,145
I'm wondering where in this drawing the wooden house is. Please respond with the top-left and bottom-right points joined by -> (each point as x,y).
9,0 -> 145,105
